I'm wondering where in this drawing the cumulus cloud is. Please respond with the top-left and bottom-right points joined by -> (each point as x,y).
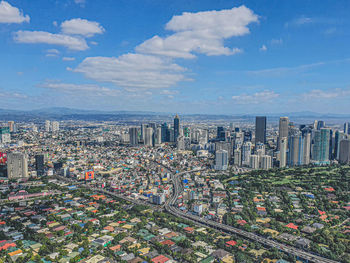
74,0 -> 86,6
61,18 -> 105,37
136,5 -> 257,58
0,1 -> 30,23
259,45 -> 267,51
14,30 -> 89,51
46,48 -> 60,57
232,90 -> 279,104
72,53 -> 188,89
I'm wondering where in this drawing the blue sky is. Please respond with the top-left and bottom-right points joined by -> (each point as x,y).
1,0 -> 350,114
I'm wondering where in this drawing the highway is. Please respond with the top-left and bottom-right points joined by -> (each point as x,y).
165,169 -> 339,263
58,161 -> 339,263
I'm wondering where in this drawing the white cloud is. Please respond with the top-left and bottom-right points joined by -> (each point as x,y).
72,53 -> 188,89
14,30 -> 89,51
232,90 -> 279,104
259,44 -> 267,52
0,1 -> 30,23
160,89 -> 179,95
62,57 -> 76,61
39,81 -> 121,97
61,18 -> 105,37
74,0 -> 86,6
302,88 -> 350,99
136,5 -> 257,58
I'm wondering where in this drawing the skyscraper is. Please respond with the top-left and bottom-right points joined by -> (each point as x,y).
279,137 -> 287,168
255,116 -> 266,144
242,141 -> 252,166
344,122 -> 350,135
339,139 -> 350,164
303,132 -> 311,165
35,154 -> 45,176
129,127 -> 138,146
217,126 -> 225,140
214,150 -> 228,170
161,123 -> 168,142
288,134 -> 304,166
174,114 -> 180,142
278,117 -> 289,150
317,121 -> 326,130
144,127 -> 153,146
312,128 -> 330,164
7,152 -> 28,179
335,131 -> 347,160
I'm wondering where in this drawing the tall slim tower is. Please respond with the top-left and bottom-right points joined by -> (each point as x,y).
312,128 -> 330,164
45,120 -> 51,132
144,127 -> 153,146
174,114 -> 180,142
255,116 -> 266,144
129,127 -> 138,146
278,117 -> 289,150
279,137 -> 287,168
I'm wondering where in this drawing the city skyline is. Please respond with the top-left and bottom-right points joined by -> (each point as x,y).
1,0 -> 350,114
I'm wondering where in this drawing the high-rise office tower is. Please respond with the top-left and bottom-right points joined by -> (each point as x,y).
140,124 -> 147,143
51,121 -> 59,132
161,123 -> 168,142
217,126 -> 225,140
312,128 -> 330,164
344,122 -> 350,135
255,116 -> 266,144
317,121 -> 326,130
7,152 -> 28,179
288,134 -> 304,166
242,141 -> 252,166
35,154 -> 45,176
279,137 -> 287,168
156,127 -> 162,144
260,155 -> 272,170
8,121 -> 15,132
335,131 -> 347,160
215,141 -> 232,161
234,149 -> 242,166
174,114 -> 180,142
144,127 -> 153,146
214,150 -> 228,170
250,154 -> 259,169
129,127 -> 138,146
45,120 -> 51,132
303,132 -> 311,165
339,139 -> 350,164
278,117 -> 289,150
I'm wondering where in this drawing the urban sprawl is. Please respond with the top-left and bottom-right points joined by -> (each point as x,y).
0,115 -> 349,263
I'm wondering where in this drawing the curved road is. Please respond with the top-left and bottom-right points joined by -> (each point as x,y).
164,169 -> 339,263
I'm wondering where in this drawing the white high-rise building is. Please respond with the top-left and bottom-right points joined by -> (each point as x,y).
260,155 -> 272,170
156,127 -> 162,144
279,137 -> 287,168
7,152 -> 28,179
250,154 -> 259,169
234,149 -> 242,166
214,150 -> 228,170
51,121 -> 59,132
242,141 -> 252,166
303,132 -> 311,165
45,120 -> 51,132
144,127 -> 153,146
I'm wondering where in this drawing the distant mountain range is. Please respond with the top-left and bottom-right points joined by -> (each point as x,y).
0,107 -> 349,123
